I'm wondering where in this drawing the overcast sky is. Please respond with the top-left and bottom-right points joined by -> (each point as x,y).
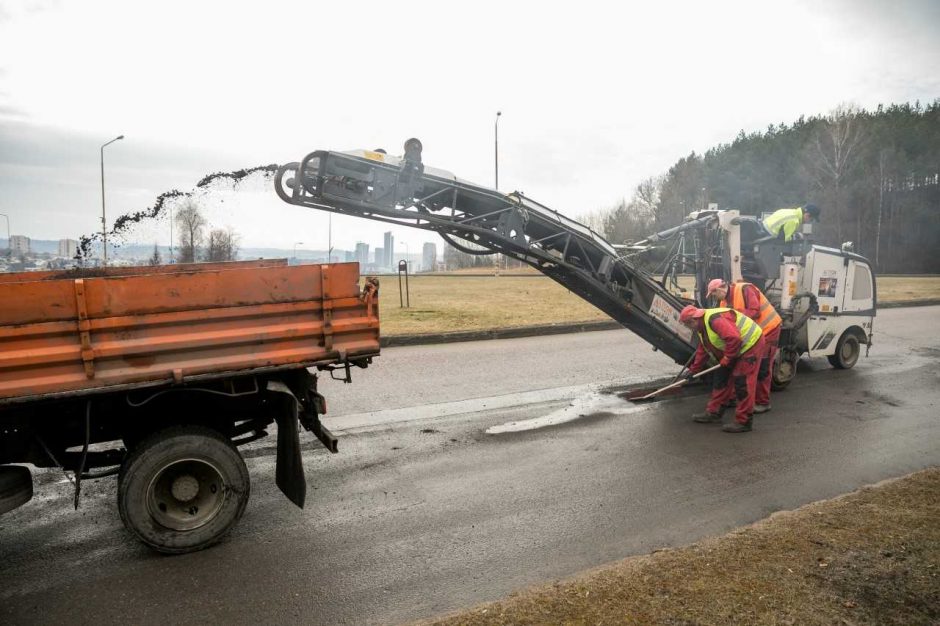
1,0 -> 938,256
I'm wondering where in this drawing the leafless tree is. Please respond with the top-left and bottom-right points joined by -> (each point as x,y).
634,176 -> 663,216
175,200 -> 207,263
206,227 -> 240,262
579,207 -> 613,237
807,104 -> 866,242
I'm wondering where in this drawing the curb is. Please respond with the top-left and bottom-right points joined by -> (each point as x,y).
380,300 -> 939,348
877,299 -> 940,309
382,320 -> 621,347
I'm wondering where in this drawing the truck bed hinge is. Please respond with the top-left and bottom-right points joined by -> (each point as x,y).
73,279 -> 95,379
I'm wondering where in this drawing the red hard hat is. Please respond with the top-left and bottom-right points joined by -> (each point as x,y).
679,305 -> 705,323
706,278 -> 726,296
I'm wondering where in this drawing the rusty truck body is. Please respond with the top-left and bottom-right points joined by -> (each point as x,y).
0,259 -> 379,553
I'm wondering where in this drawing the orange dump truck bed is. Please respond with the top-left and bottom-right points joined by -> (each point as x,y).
0,260 -> 380,404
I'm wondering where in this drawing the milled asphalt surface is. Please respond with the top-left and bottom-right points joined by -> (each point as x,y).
1,306 -> 939,625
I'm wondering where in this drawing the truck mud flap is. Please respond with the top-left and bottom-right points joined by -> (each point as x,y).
265,381 -> 306,508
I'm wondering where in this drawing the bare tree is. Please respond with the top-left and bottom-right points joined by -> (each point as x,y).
206,227 -> 240,262
578,207 -> 613,238
634,176 -> 663,215
148,243 -> 162,266
175,200 -> 207,263
807,104 -> 866,242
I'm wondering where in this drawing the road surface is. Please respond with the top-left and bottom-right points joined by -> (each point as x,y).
1,306 -> 938,625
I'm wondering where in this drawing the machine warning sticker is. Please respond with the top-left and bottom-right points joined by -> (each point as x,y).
818,277 -> 838,298
649,295 -> 694,343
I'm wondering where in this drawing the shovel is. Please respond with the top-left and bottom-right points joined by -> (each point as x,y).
631,363 -> 723,401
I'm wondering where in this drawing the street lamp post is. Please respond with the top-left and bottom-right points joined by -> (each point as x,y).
494,111 -> 502,190
494,111 -> 503,273
0,213 -> 10,259
100,134 -> 124,266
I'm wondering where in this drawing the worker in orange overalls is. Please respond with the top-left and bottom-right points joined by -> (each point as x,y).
706,279 -> 782,414
679,305 -> 765,433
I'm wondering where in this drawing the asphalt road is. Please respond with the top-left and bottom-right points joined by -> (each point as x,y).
2,306 -> 939,625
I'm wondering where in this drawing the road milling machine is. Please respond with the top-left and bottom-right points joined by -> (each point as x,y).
275,139 -> 876,388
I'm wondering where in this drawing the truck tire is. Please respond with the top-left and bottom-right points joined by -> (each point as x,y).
118,425 -> 250,554
0,465 -> 33,515
828,332 -> 861,370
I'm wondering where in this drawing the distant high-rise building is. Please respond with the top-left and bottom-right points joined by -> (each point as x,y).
374,247 -> 384,268
383,231 -> 394,267
9,235 -> 30,256
355,242 -> 369,267
344,250 -> 355,263
422,242 -> 437,272
58,239 -> 78,258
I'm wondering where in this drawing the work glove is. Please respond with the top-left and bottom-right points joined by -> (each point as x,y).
719,356 -> 734,368
683,371 -> 696,382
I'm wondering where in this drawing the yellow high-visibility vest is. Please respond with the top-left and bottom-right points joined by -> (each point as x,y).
762,207 -> 803,241
701,308 -> 762,355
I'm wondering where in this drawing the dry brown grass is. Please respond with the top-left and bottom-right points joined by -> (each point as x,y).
876,276 -> 940,303
424,468 -> 940,626
375,275 -> 940,336
376,276 -> 609,335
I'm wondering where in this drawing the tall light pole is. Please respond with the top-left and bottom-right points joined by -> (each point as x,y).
494,111 -> 504,273
494,111 -> 502,190
0,212 -> 10,259
100,134 -> 124,265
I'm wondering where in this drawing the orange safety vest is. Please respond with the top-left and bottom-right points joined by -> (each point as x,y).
720,282 -> 782,333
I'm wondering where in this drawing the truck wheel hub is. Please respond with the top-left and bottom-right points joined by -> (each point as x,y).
147,459 -> 225,531
171,475 -> 200,502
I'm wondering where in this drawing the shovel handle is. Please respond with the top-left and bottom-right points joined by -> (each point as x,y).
636,363 -> 723,400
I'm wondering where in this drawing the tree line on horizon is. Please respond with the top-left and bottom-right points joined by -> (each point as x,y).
584,100 -> 940,274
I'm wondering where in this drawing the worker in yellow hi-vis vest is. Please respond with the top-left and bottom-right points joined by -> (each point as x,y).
679,305 -> 765,434
762,204 -> 820,241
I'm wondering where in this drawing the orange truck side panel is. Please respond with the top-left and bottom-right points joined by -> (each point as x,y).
0,261 -> 380,402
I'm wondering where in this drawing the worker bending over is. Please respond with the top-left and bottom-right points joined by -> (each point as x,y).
762,204 -> 820,241
679,305 -> 765,433
707,279 -> 782,413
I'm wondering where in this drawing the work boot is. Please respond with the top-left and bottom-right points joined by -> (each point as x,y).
722,419 -> 753,433
692,411 -> 722,424
753,404 -> 771,414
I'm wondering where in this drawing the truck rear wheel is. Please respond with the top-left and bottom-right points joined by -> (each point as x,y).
828,332 -> 861,369
0,465 -> 33,515
118,426 -> 249,554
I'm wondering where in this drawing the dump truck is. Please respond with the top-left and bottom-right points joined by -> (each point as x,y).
0,259 -> 379,553
274,139 -> 874,385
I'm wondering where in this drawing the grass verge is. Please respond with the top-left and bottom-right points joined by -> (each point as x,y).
424,468 -> 939,626
377,275 -> 940,336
